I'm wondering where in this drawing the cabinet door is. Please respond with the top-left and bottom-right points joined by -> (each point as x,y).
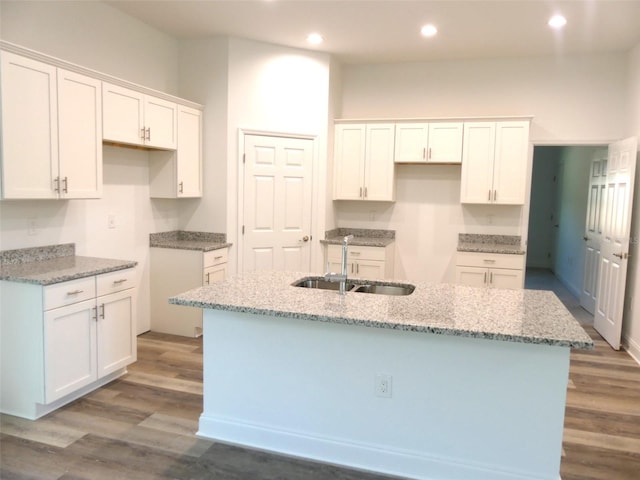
394,123 -> 429,163
97,288 -> 136,377
428,122 -> 463,164
455,266 -> 488,287
177,105 -> 202,197
144,96 -> 177,149
492,121 -> 529,205
334,124 -> 366,200
364,123 -> 395,201
460,122 -> 495,204
102,83 -> 144,146
204,264 -> 227,285
57,69 -> 103,199
354,260 -> 385,279
1,51 -> 58,199
489,269 -> 523,289
44,299 -> 97,403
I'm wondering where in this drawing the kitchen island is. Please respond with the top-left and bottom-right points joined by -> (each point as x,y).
170,271 -> 593,480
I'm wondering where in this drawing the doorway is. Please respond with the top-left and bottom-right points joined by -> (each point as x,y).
526,145 -> 607,323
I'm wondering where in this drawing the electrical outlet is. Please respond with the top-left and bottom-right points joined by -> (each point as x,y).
374,373 -> 392,398
108,214 -> 116,229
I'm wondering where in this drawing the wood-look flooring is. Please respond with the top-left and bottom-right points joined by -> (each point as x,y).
2,288 -> 640,478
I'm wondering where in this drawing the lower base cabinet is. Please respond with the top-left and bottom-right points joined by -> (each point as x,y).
1,268 -> 136,419
455,252 -> 524,289
325,244 -> 395,279
150,247 -> 228,337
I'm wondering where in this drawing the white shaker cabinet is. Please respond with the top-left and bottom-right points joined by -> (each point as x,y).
394,122 -> 463,164
455,252 -> 525,289
460,121 -> 529,205
150,105 -> 203,198
0,52 -> 102,199
103,82 -> 177,150
334,123 -> 395,201
1,268 -> 136,419
326,244 -> 395,279
151,247 -> 228,337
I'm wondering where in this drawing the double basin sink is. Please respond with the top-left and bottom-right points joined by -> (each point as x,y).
293,277 -> 415,296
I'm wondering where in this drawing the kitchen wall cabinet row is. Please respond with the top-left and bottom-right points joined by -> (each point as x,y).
0,45 -> 202,200
333,120 -> 529,204
0,268 -> 136,420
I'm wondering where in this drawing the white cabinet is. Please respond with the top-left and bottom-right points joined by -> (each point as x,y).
1,269 -> 136,419
460,121 -> 530,204
334,123 -> 395,201
103,82 -> 177,150
326,244 -> 395,279
455,252 -> 525,289
394,122 -> 463,164
149,105 -> 203,198
151,247 -> 228,337
0,51 -> 102,199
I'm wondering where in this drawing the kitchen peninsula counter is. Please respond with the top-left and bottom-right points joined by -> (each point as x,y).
171,270 -> 591,480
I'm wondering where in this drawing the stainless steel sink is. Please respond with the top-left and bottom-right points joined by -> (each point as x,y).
353,284 -> 415,296
293,277 -> 415,296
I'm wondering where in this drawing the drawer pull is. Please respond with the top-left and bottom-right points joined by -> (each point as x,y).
350,251 -> 361,256
483,259 -> 496,264
112,279 -> 128,285
214,256 -> 223,260
67,289 -> 84,295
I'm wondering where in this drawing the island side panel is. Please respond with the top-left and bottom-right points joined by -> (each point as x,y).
199,309 -> 570,480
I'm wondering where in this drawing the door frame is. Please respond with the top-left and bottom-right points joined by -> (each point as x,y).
237,128 -> 319,275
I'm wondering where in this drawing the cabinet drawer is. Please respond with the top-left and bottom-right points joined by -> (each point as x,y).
203,248 -> 228,267
327,244 -> 386,261
456,252 -> 525,270
97,268 -> 135,296
44,277 -> 96,311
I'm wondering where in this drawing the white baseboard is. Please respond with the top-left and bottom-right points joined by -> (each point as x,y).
622,334 -> 640,366
198,414 -> 557,480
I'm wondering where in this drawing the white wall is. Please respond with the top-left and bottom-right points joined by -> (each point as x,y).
624,43 -> 640,362
0,2 -> 183,333
337,53 -> 628,283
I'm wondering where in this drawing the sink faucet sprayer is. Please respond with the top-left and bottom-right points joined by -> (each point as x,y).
324,234 -> 354,294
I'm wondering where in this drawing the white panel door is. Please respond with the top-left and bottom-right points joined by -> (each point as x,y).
364,123 -> 395,201
581,155 -> 607,314
0,51 -> 58,199
455,266 -> 488,287
490,269 -> 524,289
97,289 -> 136,377
460,123 -> 495,203
428,122 -> 463,164
493,121 -> 529,205
176,105 -> 202,197
594,137 -> 637,350
57,69 -> 103,199
102,83 -> 144,145
243,135 -> 313,273
394,123 -> 428,163
144,96 -> 177,149
334,124 -> 365,199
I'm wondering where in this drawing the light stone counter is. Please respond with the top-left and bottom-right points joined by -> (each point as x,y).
150,230 -> 231,252
320,228 -> 395,247
170,270 -> 593,349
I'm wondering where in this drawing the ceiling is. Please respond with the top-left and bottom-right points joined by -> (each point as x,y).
106,0 -> 640,64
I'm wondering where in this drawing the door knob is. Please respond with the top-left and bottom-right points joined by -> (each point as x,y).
301,235 -> 309,242
583,236 -> 589,241
613,252 -> 624,259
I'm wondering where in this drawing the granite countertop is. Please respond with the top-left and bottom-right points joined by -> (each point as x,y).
150,231 -> 231,252
0,243 -> 137,286
320,228 -> 395,247
170,270 -> 593,350
457,234 -> 526,255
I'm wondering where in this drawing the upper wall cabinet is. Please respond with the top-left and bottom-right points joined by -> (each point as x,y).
1,51 -> 102,199
394,122 -> 463,164
460,121 -> 530,205
150,106 -> 203,198
103,83 -> 177,150
334,123 -> 395,201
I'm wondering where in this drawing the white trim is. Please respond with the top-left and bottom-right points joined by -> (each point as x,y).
622,334 -> 640,366
335,115 -> 535,124
0,40 -> 202,110
237,128 -> 318,275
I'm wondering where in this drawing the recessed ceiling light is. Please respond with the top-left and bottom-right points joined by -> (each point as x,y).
306,33 -> 324,45
548,14 -> 567,29
420,24 -> 438,37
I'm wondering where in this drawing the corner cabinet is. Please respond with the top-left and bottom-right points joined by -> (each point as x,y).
394,122 -> 463,164
150,247 -> 228,337
455,252 -> 524,289
326,244 -> 395,279
1,51 -> 102,199
334,124 -> 395,201
150,105 -> 203,198
0,268 -> 136,420
460,121 -> 530,205
103,83 -> 177,150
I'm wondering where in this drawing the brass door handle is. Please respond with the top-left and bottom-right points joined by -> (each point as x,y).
613,252 -> 624,259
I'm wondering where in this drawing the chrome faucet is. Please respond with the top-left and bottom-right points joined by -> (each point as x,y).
325,234 -> 354,294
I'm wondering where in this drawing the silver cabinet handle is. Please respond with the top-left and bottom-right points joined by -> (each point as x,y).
493,190 -> 497,201
484,272 -> 487,284
99,304 -> 105,319
359,187 -> 363,198
146,127 -> 151,141
214,255 -> 223,260
54,177 -> 60,193
364,187 -> 368,198
350,251 -> 361,256
489,272 -> 494,284
205,272 -> 210,285
179,181 -> 184,193
67,289 -> 84,295
483,259 -> 496,263
92,306 -> 98,321
428,147 -> 432,160
112,279 -> 128,285
422,147 -> 426,160
488,190 -> 491,201
62,177 -> 68,194
141,127 -> 146,140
